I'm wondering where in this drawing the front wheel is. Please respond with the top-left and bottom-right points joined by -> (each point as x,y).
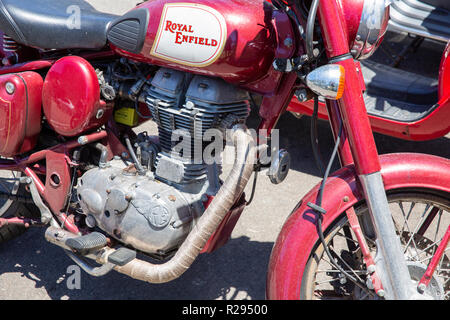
301,189 -> 450,300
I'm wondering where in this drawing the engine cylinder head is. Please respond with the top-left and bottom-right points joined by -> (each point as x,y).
145,68 -> 251,184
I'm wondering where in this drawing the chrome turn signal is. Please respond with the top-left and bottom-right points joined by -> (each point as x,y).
305,64 -> 345,100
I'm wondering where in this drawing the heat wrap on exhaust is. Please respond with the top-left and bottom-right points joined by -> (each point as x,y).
113,124 -> 256,283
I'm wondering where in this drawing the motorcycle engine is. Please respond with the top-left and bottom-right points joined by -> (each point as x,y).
77,68 -> 250,255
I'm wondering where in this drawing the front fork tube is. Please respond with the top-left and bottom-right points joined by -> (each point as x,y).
324,62 -> 416,298
358,172 -> 415,300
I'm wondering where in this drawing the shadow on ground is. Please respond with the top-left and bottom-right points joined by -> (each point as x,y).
0,227 -> 273,300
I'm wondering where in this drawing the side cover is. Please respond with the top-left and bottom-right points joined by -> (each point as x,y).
42,56 -> 111,137
0,71 -> 43,157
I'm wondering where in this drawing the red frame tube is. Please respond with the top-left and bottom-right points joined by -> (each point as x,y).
345,206 -> 384,294
0,217 -> 42,227
0,131 -> 108,234
418,225 -> 450,288
287,97 -> 450,141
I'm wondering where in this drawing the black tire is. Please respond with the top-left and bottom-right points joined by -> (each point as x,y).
300,188 -> 450,300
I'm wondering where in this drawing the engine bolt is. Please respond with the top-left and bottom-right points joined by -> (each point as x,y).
377,289 -> 385,297
343,196 -> 349,202
77,136 -> 89,145
5,82 -> 15,94
295,89 -> 308,102
96,109 -> 105,119
284,37 -> 293,48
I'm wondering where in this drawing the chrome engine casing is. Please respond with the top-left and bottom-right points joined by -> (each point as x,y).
77,158 -> 219,254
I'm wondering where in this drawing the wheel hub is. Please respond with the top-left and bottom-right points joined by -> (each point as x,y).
407,261 -> 444,300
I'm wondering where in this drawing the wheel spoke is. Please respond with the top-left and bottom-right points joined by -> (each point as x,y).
328,246 -> 365,283
316,269 -> 367,274
434,210 -> 443,243
399,201 -> 416,236
418,247 -> 449,263
308,194 -> 449,300
403,204 -> 430,256
418,207 -> 441,236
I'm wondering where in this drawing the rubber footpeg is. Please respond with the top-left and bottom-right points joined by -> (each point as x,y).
65,232 -> 108,255
107,247 -> 136,266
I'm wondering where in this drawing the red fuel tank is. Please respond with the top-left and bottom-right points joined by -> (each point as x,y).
108,0 -> 280,84
0,71 -> 43,157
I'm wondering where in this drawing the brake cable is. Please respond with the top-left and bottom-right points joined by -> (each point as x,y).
308,118 -> 376,297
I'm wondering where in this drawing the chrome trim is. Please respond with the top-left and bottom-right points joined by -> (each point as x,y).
359,172 -> 416,299
352,0 -> 390,60
305,64 -> 343,100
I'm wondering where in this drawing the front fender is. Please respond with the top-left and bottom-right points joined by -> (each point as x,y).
266,153 -> 450,300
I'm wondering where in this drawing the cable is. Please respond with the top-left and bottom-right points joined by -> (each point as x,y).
310,120 -> 375,297
306,0 -> 320,62
124,135 -> 146,175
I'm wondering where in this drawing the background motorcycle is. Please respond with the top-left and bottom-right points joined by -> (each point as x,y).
0,0 -> 448,299
288,0 -> 450,142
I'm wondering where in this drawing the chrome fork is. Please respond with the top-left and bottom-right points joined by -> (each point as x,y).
359,172 -> 425,299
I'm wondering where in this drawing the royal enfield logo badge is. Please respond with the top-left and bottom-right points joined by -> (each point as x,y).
150,3 -> 227,67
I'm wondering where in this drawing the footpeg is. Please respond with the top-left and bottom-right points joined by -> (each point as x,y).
65,232 -> 108,255
107,247 -> 136,266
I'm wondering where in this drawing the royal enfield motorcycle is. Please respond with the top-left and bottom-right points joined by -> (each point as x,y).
0,0 -> 448,300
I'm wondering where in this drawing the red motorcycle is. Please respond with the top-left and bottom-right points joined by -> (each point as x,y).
0,0 -> 448,300
287,0 -> 450,142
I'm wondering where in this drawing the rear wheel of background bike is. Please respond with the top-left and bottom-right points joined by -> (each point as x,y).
0,170 -> 39,245
300,188 -> 450,300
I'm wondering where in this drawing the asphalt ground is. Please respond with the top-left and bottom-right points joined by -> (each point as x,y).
0,0 -> 448,300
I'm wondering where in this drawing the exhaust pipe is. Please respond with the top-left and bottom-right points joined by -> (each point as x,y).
114,124 -> 256,283
46,124 -> 256,284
